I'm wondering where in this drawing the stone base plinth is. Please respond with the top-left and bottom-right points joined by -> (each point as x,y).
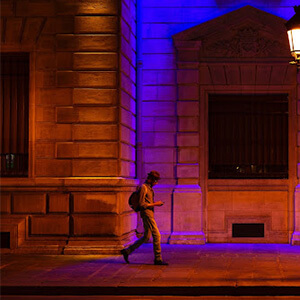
0,217 -> 26,252
63,232 -> 137,255
170,185 -> 206,244
6,231 -> 138,255
1,177 -> 139,254
145,231 -> 172,244
291,232 -> 300,245
169,231 -> 206,245
14,242 -> 66,254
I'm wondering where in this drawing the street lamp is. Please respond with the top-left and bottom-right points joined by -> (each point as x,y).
286,6 -> 300,65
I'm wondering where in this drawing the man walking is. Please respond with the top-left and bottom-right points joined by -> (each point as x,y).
121,171 -> 168,265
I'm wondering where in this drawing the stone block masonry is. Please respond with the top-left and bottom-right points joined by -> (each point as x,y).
0,182 -> 138,253
0,0 -> 138,254
2,0 -> 299,252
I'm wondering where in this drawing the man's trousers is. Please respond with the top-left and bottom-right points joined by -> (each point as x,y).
127,213 -> 162,261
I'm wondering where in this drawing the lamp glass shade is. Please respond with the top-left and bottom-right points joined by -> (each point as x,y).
287,29 -> 300,58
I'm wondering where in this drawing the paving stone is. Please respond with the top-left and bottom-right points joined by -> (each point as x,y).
1,244 -> 300,297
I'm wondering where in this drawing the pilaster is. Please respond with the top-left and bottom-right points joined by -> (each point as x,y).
292,185 -> 300,245
169,185 -> 205,244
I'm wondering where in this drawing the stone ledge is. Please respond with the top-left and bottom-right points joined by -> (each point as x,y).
169,231 -> 206,245
173,184 -> 202,192
63,232 -> 136,254
145,231 -> 171,244
0,177 -> 139,188
12,240 -> 67,255
291,231 -> 300,245
2,286 -> 300,297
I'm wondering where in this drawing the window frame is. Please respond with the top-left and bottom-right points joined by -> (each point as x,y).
199,86 -> 297,190
208,93 -> 289,180
1,52 -> 30,177
0,49 -> 35,180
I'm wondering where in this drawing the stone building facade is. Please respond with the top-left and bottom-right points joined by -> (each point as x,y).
0,0 -> 299,254
1,0 -> 138,254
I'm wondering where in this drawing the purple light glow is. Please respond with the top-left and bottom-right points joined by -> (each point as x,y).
136,1 -> 299,246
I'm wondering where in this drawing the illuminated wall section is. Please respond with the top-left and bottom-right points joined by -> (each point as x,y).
140,0 -> 298,183
140,0 -> 300,244
120,0 -> 137,178
55,2 -> 120,177
0,0 -> 138,254
1,0 -> 299,252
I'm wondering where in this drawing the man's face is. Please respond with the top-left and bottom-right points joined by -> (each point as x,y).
150,177 -> 159,186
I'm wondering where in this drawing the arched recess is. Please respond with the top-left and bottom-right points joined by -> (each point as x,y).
172,5 -> 299,244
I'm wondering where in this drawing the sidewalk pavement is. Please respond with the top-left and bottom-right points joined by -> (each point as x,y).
1,243 -> 300,297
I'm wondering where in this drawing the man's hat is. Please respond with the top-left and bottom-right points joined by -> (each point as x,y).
147,170 -> 161,180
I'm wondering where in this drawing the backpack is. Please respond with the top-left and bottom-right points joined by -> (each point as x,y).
128,187 -> 141,212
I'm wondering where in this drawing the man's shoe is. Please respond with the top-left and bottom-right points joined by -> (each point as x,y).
154,260 -> 168,265
121,249 -> 129,264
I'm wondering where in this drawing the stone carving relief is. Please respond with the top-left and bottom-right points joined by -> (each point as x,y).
205,26 -> 286,58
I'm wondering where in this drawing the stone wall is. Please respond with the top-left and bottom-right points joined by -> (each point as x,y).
138,0 -> 297,243
140,0 -> 296,185
172,5 -> 297,244
141,1 -> 299,244
120,0 -> 137,178
1,0 -> 299,250
0,0 -> 138,254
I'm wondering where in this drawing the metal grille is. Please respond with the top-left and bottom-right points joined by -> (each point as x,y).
232,223 -> 264,238
209,94 -> 288,179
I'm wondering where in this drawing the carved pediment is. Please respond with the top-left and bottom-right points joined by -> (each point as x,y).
173,5 -> 290,59
205,25 -> 286,58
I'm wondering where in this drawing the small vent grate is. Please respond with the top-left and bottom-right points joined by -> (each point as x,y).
232,223 -> 264,238
0,232 -> 10,248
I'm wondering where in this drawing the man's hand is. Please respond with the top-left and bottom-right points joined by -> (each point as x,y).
148,201 -> 164,208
